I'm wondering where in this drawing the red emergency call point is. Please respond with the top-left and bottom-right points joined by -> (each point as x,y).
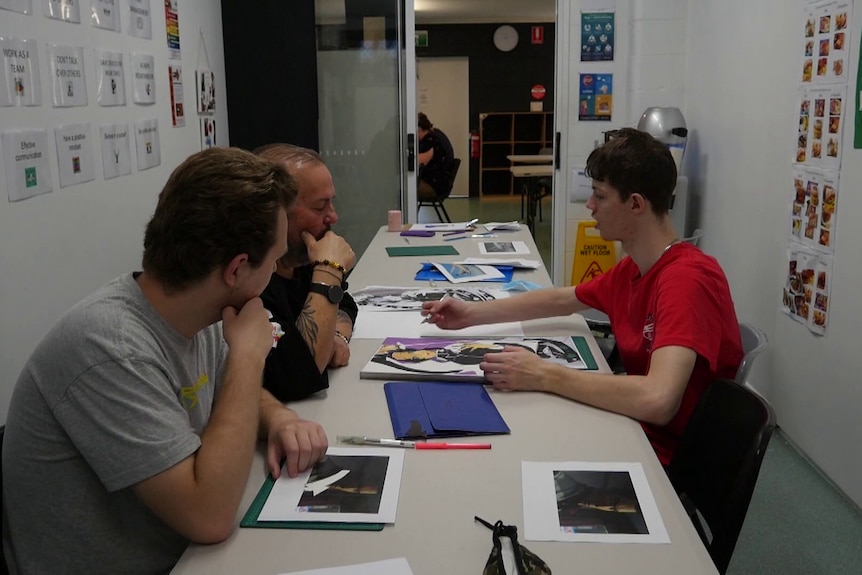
532,26 -> 544,44
531,84 -> 546,101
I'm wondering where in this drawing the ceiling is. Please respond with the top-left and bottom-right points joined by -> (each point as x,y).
315,1 -> 556,25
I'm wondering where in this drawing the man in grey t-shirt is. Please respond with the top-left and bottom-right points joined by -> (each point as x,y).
2,148 -> 329,574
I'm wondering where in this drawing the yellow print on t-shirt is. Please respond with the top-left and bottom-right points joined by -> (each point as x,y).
181,373 -> 210,409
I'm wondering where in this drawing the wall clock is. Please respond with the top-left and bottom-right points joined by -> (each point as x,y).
493,25 -> 519,52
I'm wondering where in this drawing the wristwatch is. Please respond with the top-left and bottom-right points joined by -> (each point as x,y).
309,281 -> 344,304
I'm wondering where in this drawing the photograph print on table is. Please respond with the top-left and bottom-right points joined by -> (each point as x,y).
352,285 -> 507,311
360,336 -> 598,382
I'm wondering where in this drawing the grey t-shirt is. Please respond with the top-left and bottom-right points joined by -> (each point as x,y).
2,273 -> 227,574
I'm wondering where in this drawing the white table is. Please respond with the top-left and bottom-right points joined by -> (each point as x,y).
171,227 -> 716,575
507,154 -> 554,164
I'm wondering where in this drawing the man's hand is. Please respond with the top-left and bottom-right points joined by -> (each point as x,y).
221,297 -> 274,361
305,230 -> 356,272
421,297 -> 474,330
265,411 -> 328,479
480,346 -> 549,391
329,334 -> 351,367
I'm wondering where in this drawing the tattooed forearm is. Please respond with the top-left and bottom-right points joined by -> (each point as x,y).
296,301 -> 319,351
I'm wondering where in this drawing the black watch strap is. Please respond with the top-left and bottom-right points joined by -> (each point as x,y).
309,281 -> 344,304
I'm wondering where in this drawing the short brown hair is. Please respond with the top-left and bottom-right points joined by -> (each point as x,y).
142,147 -> 297,291
418,112 -> 432,131
254,143 -> 325,175
585,128 -> 677,215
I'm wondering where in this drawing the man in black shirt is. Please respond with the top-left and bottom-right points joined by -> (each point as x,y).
417,112 -> 455,202
255,144 -> 358,402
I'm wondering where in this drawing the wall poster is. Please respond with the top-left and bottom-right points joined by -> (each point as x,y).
578,73 -> 612,121
580,12 -> 615,62
0,37 -> 41,107
782,244 -> 833,335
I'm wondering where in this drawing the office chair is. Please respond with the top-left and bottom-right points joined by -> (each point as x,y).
417,158 -> 461,223
682,228 -> 703,246
736,322 -> 768,386
667,378 -> 776,575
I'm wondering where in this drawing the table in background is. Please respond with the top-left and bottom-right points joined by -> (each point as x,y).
509,162 -> 553,235
172,226 -> 716,575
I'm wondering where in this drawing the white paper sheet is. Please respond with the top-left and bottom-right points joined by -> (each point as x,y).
128,0 -> 152,39
279,558 -> 414,575
48,44 -> 87,107
54,123 -> 95,188
2,129 -> 52,201
95,49 -> 126,106
259,447 -> 404,524
522,461 -> 669,544
100,123 -> 132,179
478,241 -> 530,255
432,262 -> 505,284
134,118 -> 160,170
483,221 -> 521,231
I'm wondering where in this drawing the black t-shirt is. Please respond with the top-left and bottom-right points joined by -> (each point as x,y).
419,128 -> 455,196
260,265 -> 358,402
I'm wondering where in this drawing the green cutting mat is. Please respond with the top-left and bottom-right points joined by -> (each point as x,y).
240,474 -> 384,531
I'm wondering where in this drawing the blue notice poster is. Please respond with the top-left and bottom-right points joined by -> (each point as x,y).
578,74 -> 613,122
581,12 -> 615,61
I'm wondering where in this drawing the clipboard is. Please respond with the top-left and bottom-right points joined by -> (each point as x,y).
241,474 -> 384,531
383,381 -> 510,439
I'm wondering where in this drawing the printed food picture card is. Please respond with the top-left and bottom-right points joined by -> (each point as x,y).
781,244 -> 833,335
789,166 -> 838,253
795,85 -> 845,171
196,70 -> 215,114
800,0 -> 851,85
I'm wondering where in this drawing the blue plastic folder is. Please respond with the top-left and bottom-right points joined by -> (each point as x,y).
383,381 -> 510,439
414,263 -> 515,283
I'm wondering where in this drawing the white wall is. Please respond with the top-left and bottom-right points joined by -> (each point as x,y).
685,0 -> 862,507
0,2 -> 228,418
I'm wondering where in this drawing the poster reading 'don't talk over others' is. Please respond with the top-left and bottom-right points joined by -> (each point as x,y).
578,73 -> 613,121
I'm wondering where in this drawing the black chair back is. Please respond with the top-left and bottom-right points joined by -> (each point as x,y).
441,158 -> 461,199
1,425 -> 7,575
667,378 -> 776,574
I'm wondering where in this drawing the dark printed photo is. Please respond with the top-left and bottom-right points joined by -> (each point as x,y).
554,470 -> 648,535
297,455 -> 389,514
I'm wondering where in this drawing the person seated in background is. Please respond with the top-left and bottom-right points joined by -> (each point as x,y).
2,148 -> 328,574
417,112 -> 455,202
422,128 -> 743,466
255,144 -> 358,402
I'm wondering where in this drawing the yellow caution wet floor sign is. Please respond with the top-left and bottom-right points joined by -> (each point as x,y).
571,221 -> 617,285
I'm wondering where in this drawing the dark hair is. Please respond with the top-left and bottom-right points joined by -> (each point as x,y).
418,112 -> 432,131
584,127 -> 677,215
142,147 -> 297,291
254,143 -> 325,174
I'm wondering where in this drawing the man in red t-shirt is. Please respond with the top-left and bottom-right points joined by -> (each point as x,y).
421,128 -> 742,466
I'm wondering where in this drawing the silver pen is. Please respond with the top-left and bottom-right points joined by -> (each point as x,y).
420,293 -> 449,324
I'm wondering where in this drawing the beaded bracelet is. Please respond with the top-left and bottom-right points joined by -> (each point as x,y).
312,259 -> 347,274
334,330 -> 350,345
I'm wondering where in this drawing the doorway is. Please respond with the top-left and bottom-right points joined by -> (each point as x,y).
416,57 -> 470,198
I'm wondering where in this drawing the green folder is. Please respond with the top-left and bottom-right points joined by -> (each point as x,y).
240,474 -> 384,531
385,245 -> 459,257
